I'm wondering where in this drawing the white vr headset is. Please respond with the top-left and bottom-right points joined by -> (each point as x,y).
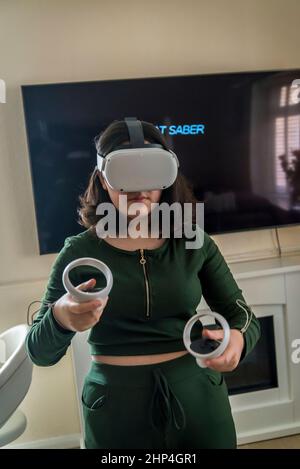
96,117 -> 180,192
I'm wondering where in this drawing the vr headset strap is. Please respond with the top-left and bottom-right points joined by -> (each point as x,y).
124,117 -> 145,147
97,153 -> 105,172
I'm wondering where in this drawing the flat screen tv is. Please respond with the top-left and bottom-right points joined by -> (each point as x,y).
21,69 -> 300,255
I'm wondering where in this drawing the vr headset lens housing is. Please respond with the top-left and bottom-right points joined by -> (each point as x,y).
97,146 -> 179,192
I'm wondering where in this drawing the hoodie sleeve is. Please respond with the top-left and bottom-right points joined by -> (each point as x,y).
199,231 -> 261,364
25,237 -> 79,367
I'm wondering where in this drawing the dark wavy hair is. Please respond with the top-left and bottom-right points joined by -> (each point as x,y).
77,119 -> 199,238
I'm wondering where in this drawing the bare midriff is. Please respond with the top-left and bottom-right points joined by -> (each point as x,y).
91,350 -> 189,366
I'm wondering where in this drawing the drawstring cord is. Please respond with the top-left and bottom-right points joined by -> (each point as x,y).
149,368 -> 186,433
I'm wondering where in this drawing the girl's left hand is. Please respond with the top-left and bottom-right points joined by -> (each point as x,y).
201,328 -> 245,372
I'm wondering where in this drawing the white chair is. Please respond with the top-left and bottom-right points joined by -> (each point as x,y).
0,324 -> 33,447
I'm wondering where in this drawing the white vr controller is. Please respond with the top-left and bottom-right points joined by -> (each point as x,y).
183,311 -> 230,368
62,257 -> 113,303
62,257 -> 230,368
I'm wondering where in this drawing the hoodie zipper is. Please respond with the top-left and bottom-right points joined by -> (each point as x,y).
139,249 -> 150,318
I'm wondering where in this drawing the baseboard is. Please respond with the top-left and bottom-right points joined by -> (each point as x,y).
2,433 -> 82,449
237,422 -> 300,445
4,428 -> 299,449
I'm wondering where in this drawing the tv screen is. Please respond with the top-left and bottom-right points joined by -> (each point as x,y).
21,69 -> 300,255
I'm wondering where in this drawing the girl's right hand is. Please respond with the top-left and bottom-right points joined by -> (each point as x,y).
52,278 -> 109,332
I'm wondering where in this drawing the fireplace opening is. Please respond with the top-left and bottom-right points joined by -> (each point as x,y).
223,316 -> 278,395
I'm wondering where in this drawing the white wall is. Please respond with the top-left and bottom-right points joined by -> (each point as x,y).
0,0 -> 300,446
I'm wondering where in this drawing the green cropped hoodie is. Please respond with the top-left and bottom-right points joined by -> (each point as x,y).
25,226 -> 261,367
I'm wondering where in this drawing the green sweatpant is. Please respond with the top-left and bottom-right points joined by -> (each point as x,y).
81,352 -> 237,449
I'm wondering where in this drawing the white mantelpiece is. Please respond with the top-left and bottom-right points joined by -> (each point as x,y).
198,253 -> 300,445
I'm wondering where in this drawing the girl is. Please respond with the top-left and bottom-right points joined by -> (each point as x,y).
25,119 -> 261,449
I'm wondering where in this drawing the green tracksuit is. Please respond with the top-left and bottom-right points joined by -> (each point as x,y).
25,225 -> 261,449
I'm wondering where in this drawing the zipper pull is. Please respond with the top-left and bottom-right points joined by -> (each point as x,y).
140,248 -> 146,265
